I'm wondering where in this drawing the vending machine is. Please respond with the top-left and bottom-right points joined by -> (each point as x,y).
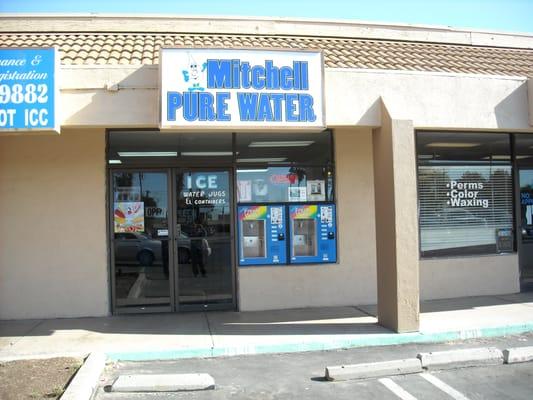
238,205 -> 287,266
289,204 -> 337,264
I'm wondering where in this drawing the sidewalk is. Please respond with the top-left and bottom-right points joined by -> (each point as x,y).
1,293 -> 532,362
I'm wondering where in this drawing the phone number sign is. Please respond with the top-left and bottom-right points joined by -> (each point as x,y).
0,48 -> 59,133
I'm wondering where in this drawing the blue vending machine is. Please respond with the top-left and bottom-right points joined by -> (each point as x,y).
289,204 -> 337,264
238,205 -> 287,266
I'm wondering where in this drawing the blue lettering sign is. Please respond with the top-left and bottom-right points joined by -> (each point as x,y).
163,51 -> 322,127
166,91 -> 232,121
0,48 -> 57,131
521,192 -> 533,205
206,59 -> 309,91
237,92 -> 258,121
206,59 -> 232,89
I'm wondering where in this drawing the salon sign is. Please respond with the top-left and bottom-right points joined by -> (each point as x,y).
0,48 -> 59,133
160,48 -> 324,130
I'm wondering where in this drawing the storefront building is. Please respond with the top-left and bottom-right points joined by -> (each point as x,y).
1,15 -> 532,332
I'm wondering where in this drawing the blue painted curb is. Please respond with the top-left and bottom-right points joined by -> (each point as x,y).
105,321 -> 533,362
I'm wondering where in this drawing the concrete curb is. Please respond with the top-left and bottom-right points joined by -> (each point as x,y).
60,352 -> 106,400
0,351 -> 88,363
105,321 -> 533,362
417,347 -> 503,370
111,373 -> 215,392
503,346 -> 533,364
325,358 -> 422,381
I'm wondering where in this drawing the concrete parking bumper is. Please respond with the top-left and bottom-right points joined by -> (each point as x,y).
503,346 -> 533,364
325,358 -> 422,381
417,347 -> 503,370
110,373 -> 215,392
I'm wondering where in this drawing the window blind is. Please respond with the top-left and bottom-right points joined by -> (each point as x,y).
418,164 -> 513,257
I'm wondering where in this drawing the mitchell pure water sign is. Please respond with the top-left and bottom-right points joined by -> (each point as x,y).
160,48 -> 324,130
0,48 -> 59,132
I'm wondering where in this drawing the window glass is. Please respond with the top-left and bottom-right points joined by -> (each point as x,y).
236,166 -> 334,203
515,134 -> 533,165
417,132 -> 513,257
519,169 -> 533,241
235,131 -> 332,165
417,132 -> 511,163
108,131 -> 233,166
112,171 -> 170,308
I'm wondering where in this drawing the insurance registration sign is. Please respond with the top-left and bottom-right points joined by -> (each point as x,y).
160,48 -> 325,130
0,47 -> 60,133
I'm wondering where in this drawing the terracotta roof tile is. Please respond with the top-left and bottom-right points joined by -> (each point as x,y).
1,32 -> 532,76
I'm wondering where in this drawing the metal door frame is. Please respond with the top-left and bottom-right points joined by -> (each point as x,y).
172,167 -> 237,312
108,167 -> 175,314
516,166 -> 533,290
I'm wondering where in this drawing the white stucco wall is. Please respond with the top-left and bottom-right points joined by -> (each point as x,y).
0,128 -> 109,319
420,254 -> 520,300
238,127 -> 377,311
326,70 -> 531,129
1,48 -> 530,319
58,66 -> 532,131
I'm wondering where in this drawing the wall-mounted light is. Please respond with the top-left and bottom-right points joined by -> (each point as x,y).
237,169 -> 269,173
118,152 -> 178,157
249,141 -> 314,147
236,158 -> 287,163
181,152 -> 233,156
425,142 -> 480,148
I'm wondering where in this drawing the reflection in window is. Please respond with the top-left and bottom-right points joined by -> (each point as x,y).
112,171 -> 170,308
235,131 -> 333,165
520,170 -> 533,242
515,134 -> 533,165
417,132 -> 514,257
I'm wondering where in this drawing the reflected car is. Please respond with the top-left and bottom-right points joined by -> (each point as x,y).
421,208 -> 488,227
114,232 -> 193,266
439,208 -> 488,226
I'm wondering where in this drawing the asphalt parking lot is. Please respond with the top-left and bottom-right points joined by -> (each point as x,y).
94,332 -> 533,399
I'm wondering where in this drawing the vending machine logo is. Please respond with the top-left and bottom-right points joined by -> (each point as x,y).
291,205 -> 318,219
240,205 -> 268,220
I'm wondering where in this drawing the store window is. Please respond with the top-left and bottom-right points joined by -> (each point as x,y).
108,130 -> 233,166
417,132 -> 514,257
237,166 -> 334,203
235,131 -> 334,203
234,131 -> 337,265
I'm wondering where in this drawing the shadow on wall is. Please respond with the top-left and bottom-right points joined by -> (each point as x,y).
356,97 -> 381,126
64,65 -> 159,126
494,81 -> 530,129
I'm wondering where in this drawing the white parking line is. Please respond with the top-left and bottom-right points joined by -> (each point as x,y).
420,373 -> 471,400
378,378 -> 418,400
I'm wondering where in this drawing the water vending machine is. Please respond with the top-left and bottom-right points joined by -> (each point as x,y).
238,205 -> 287,266
289,204 -> 337,264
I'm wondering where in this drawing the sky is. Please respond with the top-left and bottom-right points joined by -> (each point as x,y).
0,0 -> 532,34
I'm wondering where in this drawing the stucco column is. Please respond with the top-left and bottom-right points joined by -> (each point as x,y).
372,100 -> 419,333
527,77 -> 533,126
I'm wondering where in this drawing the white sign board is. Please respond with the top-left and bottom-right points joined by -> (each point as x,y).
160,48 -> 324,130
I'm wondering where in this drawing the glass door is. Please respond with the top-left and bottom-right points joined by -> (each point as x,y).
111,171 -> 172,312
519,169 -> 533,290
175,169 -> 235,310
